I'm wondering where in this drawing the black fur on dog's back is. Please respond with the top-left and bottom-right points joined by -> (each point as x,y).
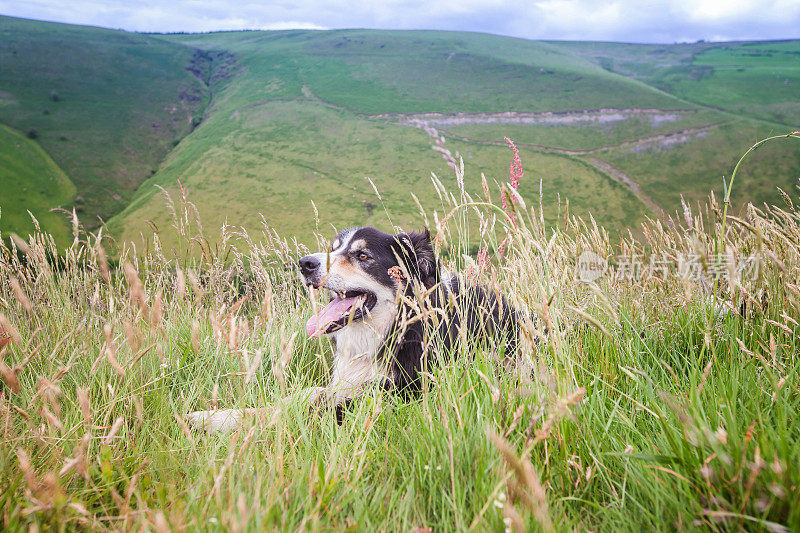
378,230 -> 520,395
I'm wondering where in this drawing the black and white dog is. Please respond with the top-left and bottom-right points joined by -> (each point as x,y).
188,227 -> 522,431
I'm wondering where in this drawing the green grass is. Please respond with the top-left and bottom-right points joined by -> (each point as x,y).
0,15 -> 209,231
600,119 -> 800,214
1,148 -> 799,529
446,137 -> 649,231
0,124 -> 75,245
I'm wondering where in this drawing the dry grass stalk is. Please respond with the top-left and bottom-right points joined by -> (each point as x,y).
104,416 -> 124,444
104,323 -> 126,377
0,312 -> 23,346
123,262 -> 150,321
123,320 -> 142,355
489,430 -> 554,532
191,319 -> 201,352
95,244 -> 111,284
77,386 -> 92,425
0,359 -> 21,394
188,269 -> 204,306
532,387 -> 586,445
59,433 -> 90,478
176,267 -> 186,299
9,277 -> 33,315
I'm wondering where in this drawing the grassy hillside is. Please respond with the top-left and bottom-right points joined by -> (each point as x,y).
110,100 -> 648,249
3,17 -> 799,247
0,124 -> 75,245
110,29 -> 678,247
2,156 -> 799,529
0,15 -> 209,232
600,120 -> 800,213
549,39 -> 800,126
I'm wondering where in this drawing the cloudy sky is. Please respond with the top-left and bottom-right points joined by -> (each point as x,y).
2,0 -> 799,43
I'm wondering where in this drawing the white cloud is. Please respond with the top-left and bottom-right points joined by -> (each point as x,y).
259,21 -> 328,30
0,0 -> 798,42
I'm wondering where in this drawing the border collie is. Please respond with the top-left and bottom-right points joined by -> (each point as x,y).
188,227 -> 521,431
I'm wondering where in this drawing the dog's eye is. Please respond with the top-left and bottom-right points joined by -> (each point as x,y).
356,251 -> 369,261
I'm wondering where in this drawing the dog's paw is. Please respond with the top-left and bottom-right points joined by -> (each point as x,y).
186,409 -> 242,433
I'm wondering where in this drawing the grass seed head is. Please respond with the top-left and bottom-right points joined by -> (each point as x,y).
0,313 -> 23,346
0,359 -> 20,394
10,277 -> 33,315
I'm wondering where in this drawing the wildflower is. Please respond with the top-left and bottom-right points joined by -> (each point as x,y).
388,266 -> 405,282
504,137 -> 523,192
499,138 -> 524,229
477,246 -> 489,271
497,238 -> 508,260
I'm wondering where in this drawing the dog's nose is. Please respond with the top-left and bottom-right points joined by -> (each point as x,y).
299,255 -> 320,275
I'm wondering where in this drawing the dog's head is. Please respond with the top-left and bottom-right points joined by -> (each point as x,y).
299,227 -> 437,337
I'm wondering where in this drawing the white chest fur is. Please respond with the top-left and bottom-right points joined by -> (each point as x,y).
329,302 -> 396,404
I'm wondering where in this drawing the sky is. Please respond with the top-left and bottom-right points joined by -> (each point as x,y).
2,0 -> 799,43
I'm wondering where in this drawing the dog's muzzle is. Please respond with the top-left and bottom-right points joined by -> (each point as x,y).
299,254 -> 323,286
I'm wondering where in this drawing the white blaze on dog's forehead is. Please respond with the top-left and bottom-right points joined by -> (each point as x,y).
331,228 -> 356,254
349,239 -> 367,251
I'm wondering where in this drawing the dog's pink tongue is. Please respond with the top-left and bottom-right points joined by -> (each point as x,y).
306,296 -> 361,337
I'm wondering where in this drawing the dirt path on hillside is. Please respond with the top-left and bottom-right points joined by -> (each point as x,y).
376,108 -> 693,127
394,110 -> 712,220
581,157 -> 665,218
397,117 -> 722,156
291,94 -> 704,221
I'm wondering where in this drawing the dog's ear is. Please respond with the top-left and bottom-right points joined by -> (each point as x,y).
394,229 -> 437,287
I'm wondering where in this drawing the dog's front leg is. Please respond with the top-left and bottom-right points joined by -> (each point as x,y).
186,386 -> 327,432
185,407 -> 270,433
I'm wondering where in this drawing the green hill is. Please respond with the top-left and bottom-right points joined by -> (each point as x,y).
548,40 -> 800,126
106,29 -> 694,247
0,124 -> 75,244
2,16 -> 799,248
0,15 -> 209,237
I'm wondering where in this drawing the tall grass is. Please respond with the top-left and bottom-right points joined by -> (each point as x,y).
1,134 -> 799,531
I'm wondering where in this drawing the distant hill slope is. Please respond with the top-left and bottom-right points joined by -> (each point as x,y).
0,15 -> 208,237
111,29 -> 800,248
2,17 -> 798,248
0,124 -> 75,244
107,30 -> 698,247
547,40 -> 800,126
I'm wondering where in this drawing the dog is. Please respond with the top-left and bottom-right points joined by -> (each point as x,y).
187,226 -> 522,431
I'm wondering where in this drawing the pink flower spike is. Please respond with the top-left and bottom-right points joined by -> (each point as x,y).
504,137 -> 523,193
476,246 -> 490,272
387,266 -> 405,282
